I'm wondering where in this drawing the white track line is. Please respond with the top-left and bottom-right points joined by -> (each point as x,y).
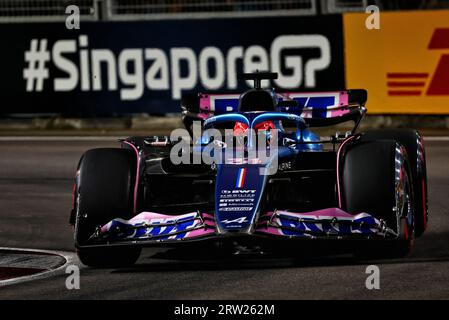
0,136 -> 448,142
0,247 -> 77,287
424,136 -> 449,142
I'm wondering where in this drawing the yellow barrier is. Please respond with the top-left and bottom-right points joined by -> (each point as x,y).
344,10 -> 449,114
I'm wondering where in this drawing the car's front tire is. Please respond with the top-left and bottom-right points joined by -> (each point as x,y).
341,139 -> 414,258
74,148 -> 141,267
362,129 -> 428,237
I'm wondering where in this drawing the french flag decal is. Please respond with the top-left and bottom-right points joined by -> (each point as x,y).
236,168 -> 247,188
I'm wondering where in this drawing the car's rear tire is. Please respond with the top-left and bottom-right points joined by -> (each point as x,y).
362,129 -> 428,237
341,140 -> 414,258
74,148 -> 141,267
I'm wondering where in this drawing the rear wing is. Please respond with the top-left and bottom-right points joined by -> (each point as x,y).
181,89 -> 367,129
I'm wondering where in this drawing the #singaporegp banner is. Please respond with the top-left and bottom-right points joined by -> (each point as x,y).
344,9 -> 449,114
0,16 -> 345,116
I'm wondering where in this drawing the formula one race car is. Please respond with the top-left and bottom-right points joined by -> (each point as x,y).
70,72 -> 428,267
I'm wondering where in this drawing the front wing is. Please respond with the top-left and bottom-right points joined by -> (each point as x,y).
82,208 -> 397,247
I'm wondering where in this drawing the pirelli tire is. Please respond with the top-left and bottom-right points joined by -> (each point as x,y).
74,148 -> 141,267
341,139 -> 414,258
362,129 -> 428,237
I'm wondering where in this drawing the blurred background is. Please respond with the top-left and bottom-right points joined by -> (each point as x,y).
0,0 -> 448,135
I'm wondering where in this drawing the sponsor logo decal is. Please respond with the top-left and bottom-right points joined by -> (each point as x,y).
386,28 -> 449,97
221,217 -> 249,225
344,10 -> 449,114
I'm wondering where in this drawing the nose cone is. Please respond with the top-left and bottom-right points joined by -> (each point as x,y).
215,164 -> 268,233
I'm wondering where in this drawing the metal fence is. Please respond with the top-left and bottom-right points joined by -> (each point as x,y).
105,0 -> 317,20
322,0 -> 368,13
0,0 -> 448,22
0,0 -> 318,22
0,0 -> 98,22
